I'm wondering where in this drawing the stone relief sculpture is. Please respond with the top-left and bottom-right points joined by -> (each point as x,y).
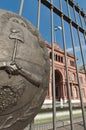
0,10 -> 50,130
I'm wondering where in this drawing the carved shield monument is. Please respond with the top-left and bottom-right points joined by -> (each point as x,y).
0,10 -> 50,130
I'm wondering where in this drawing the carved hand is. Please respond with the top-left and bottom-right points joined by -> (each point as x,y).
0,61 -> 42,87
4,61 -> 21,75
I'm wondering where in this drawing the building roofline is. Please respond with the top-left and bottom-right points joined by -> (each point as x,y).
45,41 -> 74,58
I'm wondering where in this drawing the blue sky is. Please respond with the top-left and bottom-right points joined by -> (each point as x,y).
0,0 -> 86,66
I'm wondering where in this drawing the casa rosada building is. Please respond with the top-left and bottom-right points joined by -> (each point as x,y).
45,42 -> 86,103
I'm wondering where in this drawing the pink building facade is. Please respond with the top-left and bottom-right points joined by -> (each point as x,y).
45,42 -> 86,103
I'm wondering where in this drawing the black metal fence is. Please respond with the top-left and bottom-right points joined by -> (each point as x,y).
36,0 -> 86,130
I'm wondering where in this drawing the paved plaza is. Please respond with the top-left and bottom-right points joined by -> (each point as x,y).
55,122 -> 84,130
24,117 -> 85,130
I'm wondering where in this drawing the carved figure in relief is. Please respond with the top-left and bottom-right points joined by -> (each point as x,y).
8,18 -> 42,87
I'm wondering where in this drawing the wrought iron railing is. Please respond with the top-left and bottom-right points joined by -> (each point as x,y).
37,0 -> 86,130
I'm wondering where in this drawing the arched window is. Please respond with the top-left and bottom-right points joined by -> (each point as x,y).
56,54 -> 58,61
58,56 -> 60,62
50,52 -> 52,59
70,60 -> 75,67
61,57 -> 63,63
54,54 -> 56,60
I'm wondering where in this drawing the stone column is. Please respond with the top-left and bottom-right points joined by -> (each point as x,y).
63,82 -> 67,102
49,79 -> 52,100
60,81 -> 63,98
70,83 -> 74,99
76,86 -> 79,99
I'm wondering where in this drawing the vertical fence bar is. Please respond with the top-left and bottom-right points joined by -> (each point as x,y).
83,31 -> 86,46
60,0 -> 74,130
73,5 -> 77,23
79,9 -> 86,43
50,0 -> 56,130
19,1 -> 35,130
84,14 -> 86,54
72,3 -> 86,130
77,27 -> 86,73
59,0 -> 62,12
66,0 -> 70,18
61,15 -> 74,130
79,10 -> 86,51
79,10 -> 83,28
70,22 -> 86,130
73,5 -> 86,74
19,0 -> 24,16
37,0 -> 41,30
84,15 -> 86,25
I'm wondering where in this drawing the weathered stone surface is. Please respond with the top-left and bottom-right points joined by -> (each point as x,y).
0,10 -> 50,130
